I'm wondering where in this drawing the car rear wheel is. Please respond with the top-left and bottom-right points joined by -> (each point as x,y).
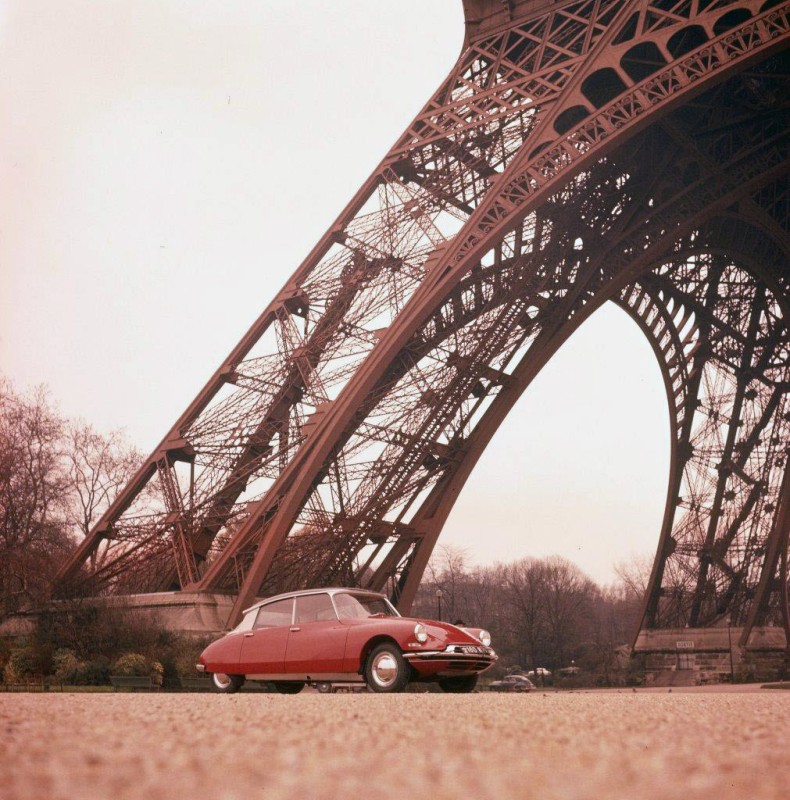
438,675 -> 478,693
211,672 -> 244,694
364,643 -> 410,693
273,681 -> 305,694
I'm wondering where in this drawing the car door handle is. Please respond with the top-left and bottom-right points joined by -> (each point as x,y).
290,627 -> 301,632
243,632 -> 254,637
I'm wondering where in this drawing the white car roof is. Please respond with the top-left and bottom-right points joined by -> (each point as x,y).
243,587 -> 387,615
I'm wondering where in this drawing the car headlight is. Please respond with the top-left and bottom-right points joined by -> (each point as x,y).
478,629 -> 491,647
414,623 -> 428,643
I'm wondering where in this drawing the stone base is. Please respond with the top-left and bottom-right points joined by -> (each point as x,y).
101,592 -> 238,635
0,592 -> 241,639
634,627 -> 789,685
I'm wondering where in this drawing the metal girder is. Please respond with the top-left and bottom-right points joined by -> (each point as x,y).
54,0 -> 790,642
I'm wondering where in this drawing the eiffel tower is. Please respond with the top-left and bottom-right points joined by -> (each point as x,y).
56,0 -> 789,654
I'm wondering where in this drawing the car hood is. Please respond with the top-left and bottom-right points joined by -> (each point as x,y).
398,617 -> 489,647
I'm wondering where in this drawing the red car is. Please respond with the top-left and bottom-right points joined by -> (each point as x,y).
197,587 -> 496,694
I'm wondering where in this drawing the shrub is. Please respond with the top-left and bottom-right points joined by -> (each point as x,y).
0,637 -> 11,678
167,635 -> 212,678
112,652 -> 149,676
4,641 -> 50,682
150,660 -> 164,687
52,648 -> 81,682
72,657 -> 111,685
3,662 -> 18,684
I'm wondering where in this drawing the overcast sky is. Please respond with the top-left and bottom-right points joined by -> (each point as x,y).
1,1 -> 669,585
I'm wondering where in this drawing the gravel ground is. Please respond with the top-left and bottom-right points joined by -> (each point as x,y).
2,691 -> 788,800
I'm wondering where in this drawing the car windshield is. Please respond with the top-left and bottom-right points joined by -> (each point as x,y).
333,592 -> 399,619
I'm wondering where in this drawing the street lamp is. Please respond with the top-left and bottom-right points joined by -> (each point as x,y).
435,588 -> 443,621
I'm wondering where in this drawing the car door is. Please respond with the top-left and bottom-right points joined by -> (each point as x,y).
238,598 -> 294,676
285,593 -> 349,675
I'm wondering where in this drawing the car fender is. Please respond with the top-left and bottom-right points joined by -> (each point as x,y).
356,634 -> 405,672
198,632 -> 244,673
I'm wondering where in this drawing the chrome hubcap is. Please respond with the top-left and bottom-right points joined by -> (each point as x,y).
213,672 -> 232,689
371,652 -> 398,687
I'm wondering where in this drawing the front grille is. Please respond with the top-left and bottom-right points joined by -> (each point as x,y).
447,659 -> 492,671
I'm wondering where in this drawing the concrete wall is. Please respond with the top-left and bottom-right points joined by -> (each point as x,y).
0,592 -> 240,640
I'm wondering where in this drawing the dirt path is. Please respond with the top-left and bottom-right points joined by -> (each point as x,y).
2,692 -> 787,799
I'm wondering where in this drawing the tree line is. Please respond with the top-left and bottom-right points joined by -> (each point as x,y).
412,546 -> 651,683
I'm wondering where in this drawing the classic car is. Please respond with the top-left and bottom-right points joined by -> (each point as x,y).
488,674 -> 535,692
197,587 -> 496,694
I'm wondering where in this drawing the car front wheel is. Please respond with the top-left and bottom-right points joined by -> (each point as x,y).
211,672 -> 244,694
438,675 -> 478,693
273,682 -> 305,694
365,643 -> 410,693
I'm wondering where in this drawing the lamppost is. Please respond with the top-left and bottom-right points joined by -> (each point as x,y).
727,616 -> 736,683
435,588 -> 443,621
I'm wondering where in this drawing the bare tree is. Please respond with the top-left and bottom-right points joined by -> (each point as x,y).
541,555 -> 596,668
584,586 -> 631,684
0,381 -> 72,617
503,557 -> 549,671
463,563 -> 505,629
64,420 -> 142,540
425,543 -> 468,621
613,553 -> 653,600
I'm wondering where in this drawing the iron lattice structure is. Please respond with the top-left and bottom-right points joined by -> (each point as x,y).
56,0 -> 790,642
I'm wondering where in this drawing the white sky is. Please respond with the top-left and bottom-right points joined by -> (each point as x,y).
0,1 -> 668,585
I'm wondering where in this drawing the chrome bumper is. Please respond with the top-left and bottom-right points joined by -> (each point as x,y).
195,663 -> 206,673
403,645 -> 497,664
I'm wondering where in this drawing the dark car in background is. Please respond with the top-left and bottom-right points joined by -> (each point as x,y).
489,674 -> 535,692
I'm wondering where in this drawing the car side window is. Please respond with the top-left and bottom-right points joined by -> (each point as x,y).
294,593 -> 337,624
254,598 -> 294,629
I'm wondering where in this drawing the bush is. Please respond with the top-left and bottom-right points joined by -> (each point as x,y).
150,660 -> 164,687
52,648 -> 81,682
155,656 -> 184,689
166,635 -> 212,679
3,662 -> 18,684
3,640 -> 51,682
112,653 -> 149,676
0,637 -> 11,678
72,657 -> 110,686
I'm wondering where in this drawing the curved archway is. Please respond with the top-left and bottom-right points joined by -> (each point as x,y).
438,301 -> 669,581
